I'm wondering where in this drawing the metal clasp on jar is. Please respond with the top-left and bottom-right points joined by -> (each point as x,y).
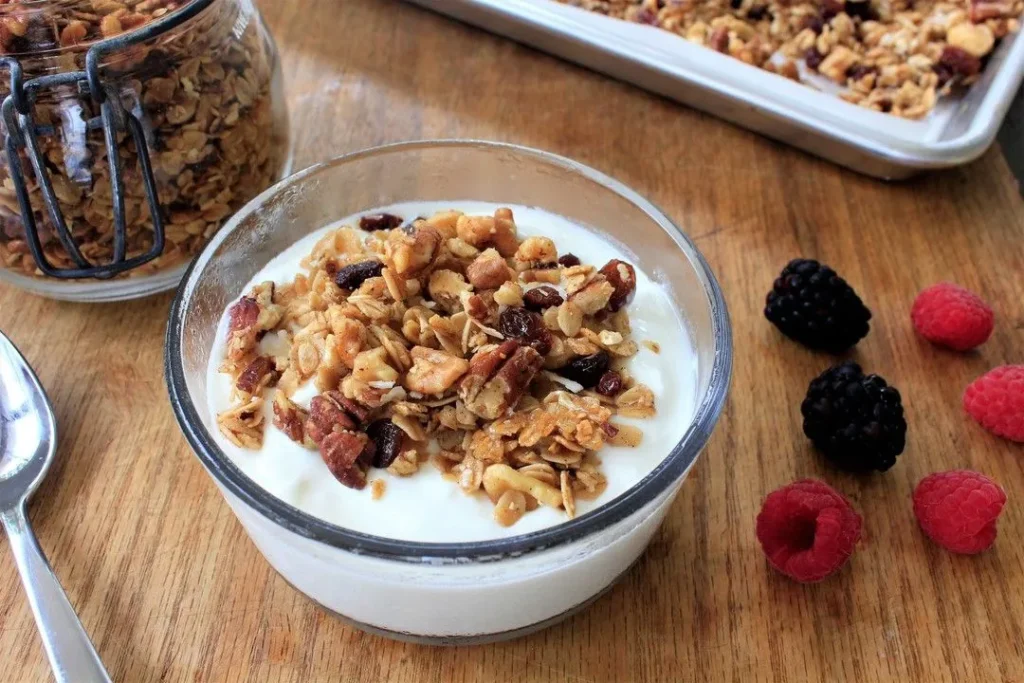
0,0 -> 214,280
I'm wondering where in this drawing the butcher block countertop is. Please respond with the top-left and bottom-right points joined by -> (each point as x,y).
1,0 -> 1023,680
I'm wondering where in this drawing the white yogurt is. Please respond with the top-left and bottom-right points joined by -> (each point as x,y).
207,202 -> 697,542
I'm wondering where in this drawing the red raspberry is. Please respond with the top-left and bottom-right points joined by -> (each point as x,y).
910,283 -> 993,351
913,470 -> 1006,554
755,479 -> 862,583
963,365 -> 1024,442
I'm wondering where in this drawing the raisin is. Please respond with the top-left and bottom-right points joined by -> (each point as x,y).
846,64 -> 876,81
803,14 -> 825,33
334,260 -> 383,290
367,419 -> 404,468
805,47 -> 824,71
359,213 -> 403,232
558,253 -> 581,268
557,352 -> 610,389
844,0 -> 876,19
499,307 -> 552,355
747,5 -> 769,20
596,371 -> 624,397
523,286 -> 564,311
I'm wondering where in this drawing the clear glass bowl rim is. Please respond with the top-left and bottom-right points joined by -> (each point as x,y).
164,139 -> 733,565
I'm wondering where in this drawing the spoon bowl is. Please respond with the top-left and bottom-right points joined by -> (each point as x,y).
0,330 -> 111,682
0,331 -> 56,511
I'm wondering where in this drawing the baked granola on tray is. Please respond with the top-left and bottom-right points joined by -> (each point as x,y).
558,0 -> 1022,119
216,207 -> 657,528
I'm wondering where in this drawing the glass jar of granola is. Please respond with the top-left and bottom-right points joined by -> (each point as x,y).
0,0 -> 290,301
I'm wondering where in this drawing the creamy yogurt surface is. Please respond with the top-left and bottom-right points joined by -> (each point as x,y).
207,201 -> 697,542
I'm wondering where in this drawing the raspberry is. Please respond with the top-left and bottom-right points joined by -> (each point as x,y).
963,365 -> 1024,442
913,470 -> 1006,554
911,283 -> 994,351
755,479 -> 862,583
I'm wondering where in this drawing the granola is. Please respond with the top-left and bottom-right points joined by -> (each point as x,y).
0,0 -> 286,279
217,208 -> 658,527
557,0 -> 1021,118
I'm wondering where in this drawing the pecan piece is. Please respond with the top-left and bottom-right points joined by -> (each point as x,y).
228,296 -> 259,333
235,355 -> 278,394
460,340 -> 520,405
404,346 -> 470,395
305,390 -> 368,444
459,343 -> 543,419
600,259 -> 637,312
320,430 -> 370,489
272,393 -> 308,444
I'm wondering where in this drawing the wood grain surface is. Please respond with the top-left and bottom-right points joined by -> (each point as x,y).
2,0 -> 1024,680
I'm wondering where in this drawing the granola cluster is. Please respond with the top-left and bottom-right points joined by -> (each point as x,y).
0,0 -> 286,278
558,0 -> 1021,118
217,208 -> 658,528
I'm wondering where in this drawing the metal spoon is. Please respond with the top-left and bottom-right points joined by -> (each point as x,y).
0,330 -> 111,682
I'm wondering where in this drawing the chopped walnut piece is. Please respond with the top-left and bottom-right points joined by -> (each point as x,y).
570,279 -> 615,315
391,225 -> 443,276
404,346 -> 471,395
515,236 -> 558,265
466,249 -> 514,289
428,269 -> 473,312
352,347 -> 399,385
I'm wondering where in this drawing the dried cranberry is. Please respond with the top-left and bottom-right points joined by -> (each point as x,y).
558,253 -> 581,268
596,371 -> 624,397
557,352 -> 610,389
938,46 -> 981,78
805,47 -> 824,71
359,213 -> 403,232
367,419 -> 404,468
499,307 -> 553,355
523,286 -> 564,311
334,260 -> 384,290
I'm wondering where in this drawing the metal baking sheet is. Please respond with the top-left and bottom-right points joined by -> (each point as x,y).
406,0 -> 1024,179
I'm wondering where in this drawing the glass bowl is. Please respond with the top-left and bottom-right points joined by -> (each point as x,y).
165,140 -> 732,644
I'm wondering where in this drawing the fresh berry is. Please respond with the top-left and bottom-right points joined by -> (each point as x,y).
755,479 -> 862,583
802,361 -> 907,472
963,365 -> 1024,442
911,283 -> 993,351
913,470 -> 1006,554
764,259 -> 872,352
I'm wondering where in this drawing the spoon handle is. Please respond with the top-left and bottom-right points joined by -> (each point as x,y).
1,504 -> 112,683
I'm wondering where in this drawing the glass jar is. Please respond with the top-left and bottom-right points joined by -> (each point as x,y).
0,0 -> 290,301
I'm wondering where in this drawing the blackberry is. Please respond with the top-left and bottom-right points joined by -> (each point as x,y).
765,259 -> 871,352
801,361 -> 906,472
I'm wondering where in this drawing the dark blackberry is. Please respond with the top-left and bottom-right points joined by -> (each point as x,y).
765,258 -> 871,351
801,361 -> 906,472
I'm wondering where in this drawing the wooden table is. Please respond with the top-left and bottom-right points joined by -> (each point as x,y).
2,1 -> 1023,680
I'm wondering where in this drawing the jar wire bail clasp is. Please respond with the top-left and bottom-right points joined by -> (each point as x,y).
0,0 -> 215,280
